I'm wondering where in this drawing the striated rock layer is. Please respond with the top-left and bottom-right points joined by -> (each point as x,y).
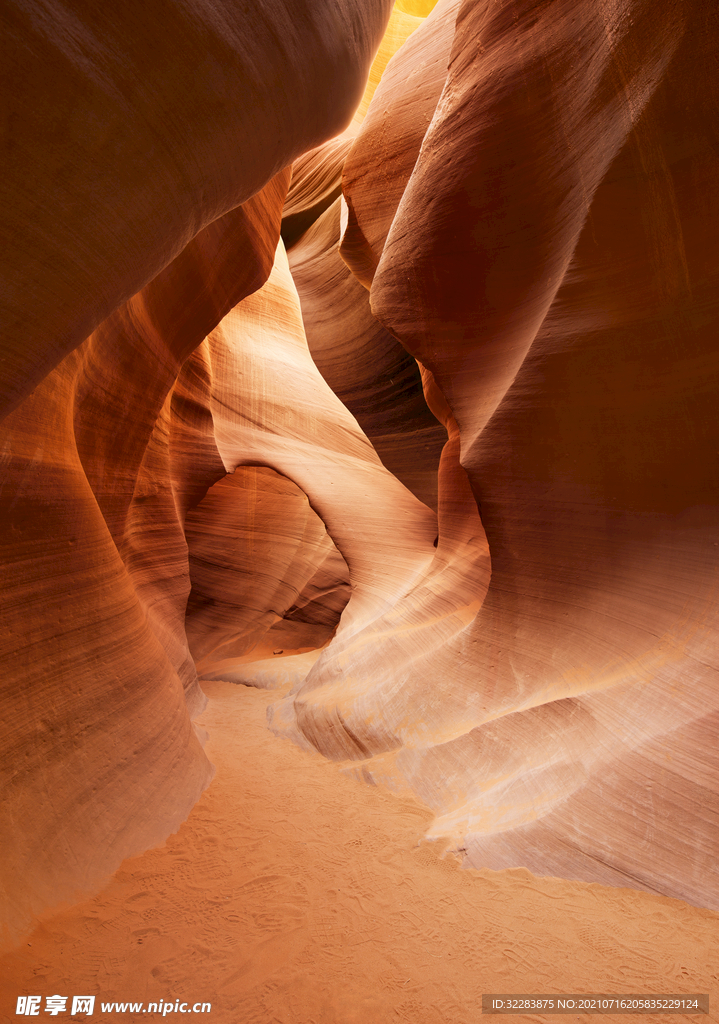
287,195 -> 446,510
0,0 -> 394,421
0,169 -> 286,945
273,0 -> 719,911
185,466 -> 351,672
0,0 -> 395,946
2,0 -> 719,947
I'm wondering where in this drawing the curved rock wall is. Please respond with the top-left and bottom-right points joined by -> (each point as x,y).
2,0 -> 718,946
287,197 -> 446,509
0,0 -> 394,946
0,0 -> 393,420
279,0 -> 719,910
185,465 -> 351,672
0,170 -> 293,946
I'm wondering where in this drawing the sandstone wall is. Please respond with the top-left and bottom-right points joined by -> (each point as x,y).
274,0 -> 719,910
2,0 -> 718,947
0,0 -> 394,946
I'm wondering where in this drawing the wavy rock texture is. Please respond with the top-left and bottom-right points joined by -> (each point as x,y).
0,0 -> 395,946
185,465 -> 351,673
0,212 -> 438,945
281,134 -> 357,251
287,194 -> 446,509
275,0 -> 719,910
341,0 -> 461,288
351,5 -> 423,124
282,18 -> 450,511
0,0 -> 393,421
0,170 -> 293,947
197,243 -> 438,641
2,0 -> 718,955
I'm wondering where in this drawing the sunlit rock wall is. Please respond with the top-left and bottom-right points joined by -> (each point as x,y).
286,192 -> 446,510
273,0 -> 719,911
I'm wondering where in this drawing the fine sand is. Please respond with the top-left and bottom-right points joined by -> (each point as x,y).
1,681 -> 717,1023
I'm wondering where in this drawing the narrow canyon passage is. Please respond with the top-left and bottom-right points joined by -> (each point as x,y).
1,681 -> 717,1024
2,0 -> 719,1013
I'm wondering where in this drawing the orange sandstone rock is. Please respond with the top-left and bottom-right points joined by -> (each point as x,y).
0,0 -> 401,946
2,0 -> 719,956
282,134 -> 356,251
0,0 -> 394,421
330,0 -> 719,908
199,242 -> 439,641
288,197 -> 446,509
340,0 -> 462,288
185,466 -> 350,672
0,169 -> 294,945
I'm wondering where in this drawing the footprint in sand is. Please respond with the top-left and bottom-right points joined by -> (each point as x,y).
218,905 -> 309,995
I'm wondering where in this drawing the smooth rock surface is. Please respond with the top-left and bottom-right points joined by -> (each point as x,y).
324,0 -> 719,909
185,466 -> 350,671
0,0 -> 395,945
0,0 -> 393,420
288,197 -> 446,509
2,0 -> 719,954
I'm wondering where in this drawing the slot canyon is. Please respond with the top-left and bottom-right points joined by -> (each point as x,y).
1,0 -> 718,1020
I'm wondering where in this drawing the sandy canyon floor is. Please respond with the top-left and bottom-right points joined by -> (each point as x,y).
1,681 -> 717,1024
